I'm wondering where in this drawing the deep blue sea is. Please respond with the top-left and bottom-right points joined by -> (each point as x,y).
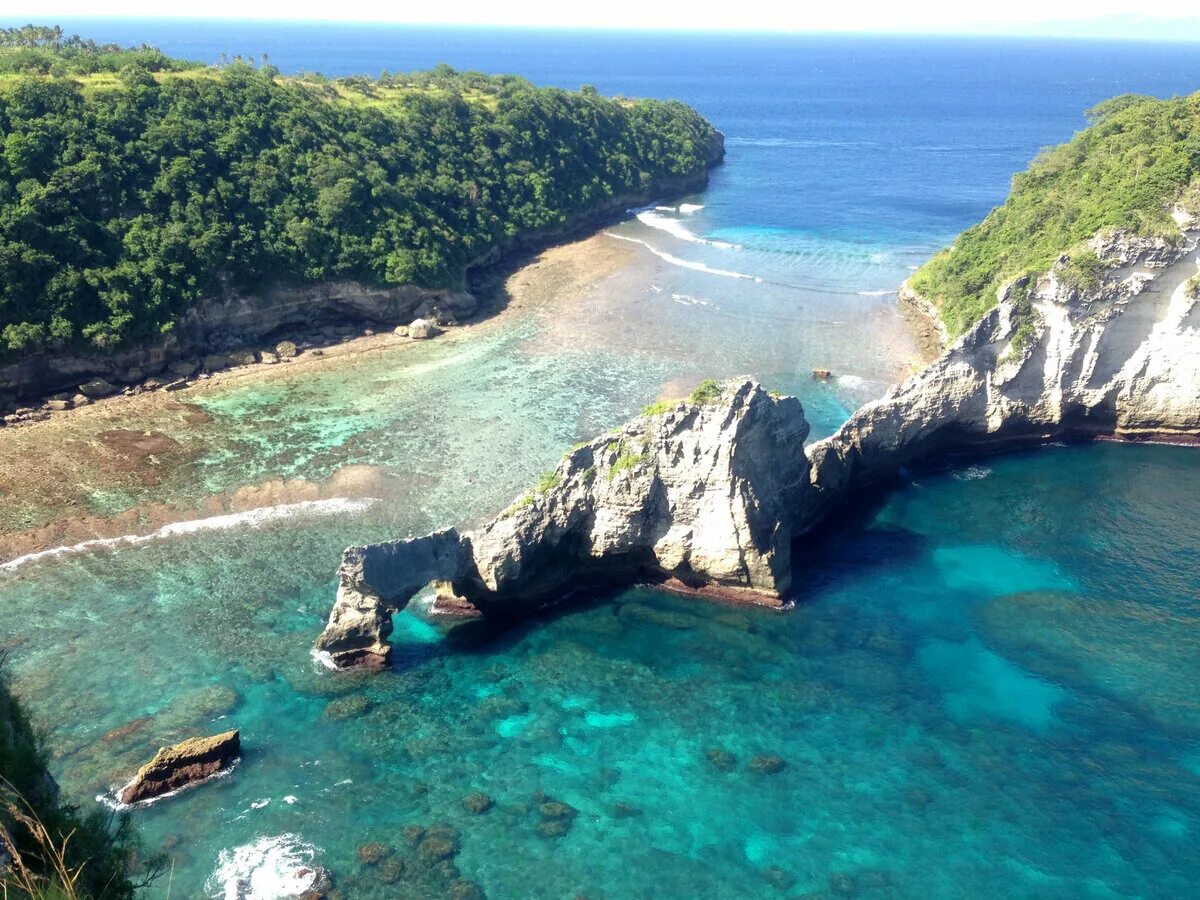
1,22 -> 1200,899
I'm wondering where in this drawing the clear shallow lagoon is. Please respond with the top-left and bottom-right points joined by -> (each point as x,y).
3,444 -> 1199,897
0,24 -> 1199,898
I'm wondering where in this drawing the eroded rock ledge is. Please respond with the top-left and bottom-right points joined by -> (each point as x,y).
316,381 -> 811,668
317,225 -> 1200,669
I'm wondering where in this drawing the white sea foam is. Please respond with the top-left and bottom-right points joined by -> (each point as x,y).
283,795 -> 298,805
206,834 -> 322,900
604,233 -> 762,282
252,798 -> 271,810
837,375 -> 867,389
856,289 -> 898,297
635,210 -> 737,248
670,293 -> 717,308
678,203 -> 705,214
951,465 -> 993,481
0,498 -> 379,572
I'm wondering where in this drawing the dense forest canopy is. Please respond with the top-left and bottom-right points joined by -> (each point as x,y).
910,90 -> 1200,337
0,26 -> 719,358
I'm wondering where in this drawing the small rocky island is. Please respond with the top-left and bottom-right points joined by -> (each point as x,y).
118,729 -> 241,805
317,220 -> 1200,668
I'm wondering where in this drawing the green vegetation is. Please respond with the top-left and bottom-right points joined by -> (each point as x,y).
1186,274 -> 1200,299
688,379 -> 723,405
1,654 -> 159,897
0,26 -> 718,359
641,399 -> 674,417
911,91 -> 1200,337
534,471 -> 561,494
999,280 -> 1042,362
608,451 -> 645,482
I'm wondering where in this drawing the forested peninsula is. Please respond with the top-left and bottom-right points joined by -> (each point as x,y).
908,90 -> 1200,338
0,26 -> 722,396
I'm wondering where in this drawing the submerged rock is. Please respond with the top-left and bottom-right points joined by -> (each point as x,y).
356,842 -> 392,865
704,748 -> 737,773
118,729 -> 240,804
462,791 -> 494,814
748,754 -> 786,775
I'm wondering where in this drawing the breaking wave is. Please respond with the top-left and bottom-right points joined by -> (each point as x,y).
669,293 -> 718,308
205,834 -> 323,899
604,233 -> 762,282
0,498 -> 378,572
635,210 -> 737,249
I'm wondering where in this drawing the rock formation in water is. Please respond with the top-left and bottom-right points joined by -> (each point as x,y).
316,219 -> 1200,668
118,729 -> 241,804
807,218 -> 1200,517
315,381 -> 811,667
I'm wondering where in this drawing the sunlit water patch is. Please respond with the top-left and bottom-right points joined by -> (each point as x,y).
0,443 -> 1197,897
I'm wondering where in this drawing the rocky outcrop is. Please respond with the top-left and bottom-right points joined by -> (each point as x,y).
117,729 -> 241,805
316,223 -> 1200,669
806,224 -> 1200,517
0,281 -> 475,404
315,381 -> 810,668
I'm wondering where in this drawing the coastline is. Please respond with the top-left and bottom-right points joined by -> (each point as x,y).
0,232 -> 637,565
0,153 -> 722,410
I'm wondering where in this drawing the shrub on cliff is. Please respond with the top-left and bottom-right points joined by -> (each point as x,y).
0,28 -> 718,359
1,654 -> 160,897
911,90 -> 1200,336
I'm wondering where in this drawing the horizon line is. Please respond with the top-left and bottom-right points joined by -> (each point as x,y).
3,15 -> 1200,44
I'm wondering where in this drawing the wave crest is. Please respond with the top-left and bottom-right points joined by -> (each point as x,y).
604,233 -> 762,282
206,834 -> 322,900
635,210 -> 737,249
0,498 -> 378,572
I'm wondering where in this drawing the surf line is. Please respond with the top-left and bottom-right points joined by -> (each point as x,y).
603,232 -> 762,281
0,497 -> 379,571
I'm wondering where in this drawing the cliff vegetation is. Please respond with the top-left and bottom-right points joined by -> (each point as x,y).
910,90 -> 1200,336
0,25 -> 719,359
1,654 -> 159,897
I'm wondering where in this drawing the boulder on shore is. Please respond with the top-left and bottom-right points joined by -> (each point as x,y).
78,378 -> 116,399
408,318 -> 435,339
118,729 -> 241,805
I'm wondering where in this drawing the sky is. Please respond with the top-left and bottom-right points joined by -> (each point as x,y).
9,1 -> 1200,38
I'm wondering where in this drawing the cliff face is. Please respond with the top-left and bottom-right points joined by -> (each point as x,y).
315,220 -> 1200,669
316,381 -> 809,668
808,219 -> 1200,513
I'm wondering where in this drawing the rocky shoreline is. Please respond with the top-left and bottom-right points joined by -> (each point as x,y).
0,144 -> 723,412
316,222 -> 1200,668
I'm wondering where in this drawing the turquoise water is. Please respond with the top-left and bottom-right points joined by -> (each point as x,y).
3,443 -> 1200,897
1,25 -> 1199,898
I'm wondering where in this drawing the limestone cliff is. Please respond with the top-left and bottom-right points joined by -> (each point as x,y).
316,221 -> 1200,669
315,381 -> 810,668
808,219 -> 1200,513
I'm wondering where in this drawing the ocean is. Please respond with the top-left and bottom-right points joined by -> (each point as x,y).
2,22 -> 1200,898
